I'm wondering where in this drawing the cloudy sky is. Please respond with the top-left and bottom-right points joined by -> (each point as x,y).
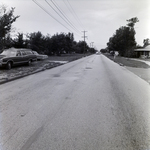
1,0 -> 150,50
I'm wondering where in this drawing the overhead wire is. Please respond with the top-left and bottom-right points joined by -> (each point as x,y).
46,0 -> 81,34
32,0 -> 81,37
63,0 -> 84,31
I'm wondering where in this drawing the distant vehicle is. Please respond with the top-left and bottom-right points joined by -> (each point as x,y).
96,51 -> 100,55
0,48 -> 37,69
32,51 -> 48,60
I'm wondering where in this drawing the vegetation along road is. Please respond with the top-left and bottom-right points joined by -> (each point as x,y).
0,54 -> 150,150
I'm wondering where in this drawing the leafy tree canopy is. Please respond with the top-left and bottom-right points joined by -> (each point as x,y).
0,5 -> 95,55
107,17 -> 139,57
126,17 -> 139,28
143,38 -> 150,47
0,6 -> 19,49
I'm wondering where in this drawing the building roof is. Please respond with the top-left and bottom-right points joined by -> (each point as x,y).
134,45 -> 150,51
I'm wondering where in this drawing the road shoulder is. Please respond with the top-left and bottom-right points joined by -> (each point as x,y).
103,53 -> 150,84
125,66 -> 150,84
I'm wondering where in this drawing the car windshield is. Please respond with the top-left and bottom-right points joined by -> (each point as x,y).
1,50 -> 16,57
33,51 -> 39,55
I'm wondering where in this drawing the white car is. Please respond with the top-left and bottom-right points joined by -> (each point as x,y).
32,51 -> 48,60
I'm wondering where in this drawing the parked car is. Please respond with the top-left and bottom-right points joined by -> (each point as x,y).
32,51 -> 48,60
0,48 -> 37,69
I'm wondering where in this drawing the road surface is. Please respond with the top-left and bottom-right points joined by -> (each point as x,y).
0,54 -> 150,150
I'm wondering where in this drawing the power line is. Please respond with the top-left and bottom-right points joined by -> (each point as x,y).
63,0 -> 84,31
66,0 -> 84,30
32,0 -> 72,32
32,0 -> 81,37
46,0 -> 81,34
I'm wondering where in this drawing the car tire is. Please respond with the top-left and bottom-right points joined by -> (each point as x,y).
6,62 -> 12,70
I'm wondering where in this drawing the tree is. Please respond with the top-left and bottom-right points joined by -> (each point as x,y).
143,38 -> 150,47
107,17 -> 138,57
126,17 -> 139,28
27,31 -> 45,53
43,34 -> 53,55
65,32 -> 74,53
4,33 -> 13,49
75,41 -> 88,54
0,6 -> 19,50
100,48 -> 107,53
12,33 -> 26,48
47,32 -> 75,55
50,33 -> 65,55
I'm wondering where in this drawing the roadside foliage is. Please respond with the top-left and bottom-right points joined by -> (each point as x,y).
107,17 -> 139,57
0,5 -> 96,55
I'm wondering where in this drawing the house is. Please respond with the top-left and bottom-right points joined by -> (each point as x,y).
134,45 -> 150,58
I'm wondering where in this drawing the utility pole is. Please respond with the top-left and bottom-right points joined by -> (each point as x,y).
82,31 -> 87,54
91,42 -> 94,48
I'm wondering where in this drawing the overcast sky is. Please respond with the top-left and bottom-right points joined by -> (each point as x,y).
1,0 -> 150,50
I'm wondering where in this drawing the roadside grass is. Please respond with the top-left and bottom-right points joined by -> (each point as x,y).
104,53 -> 150,68
47,54 -> 87,61
2,53 -> 149,84
0,54 -> 89,83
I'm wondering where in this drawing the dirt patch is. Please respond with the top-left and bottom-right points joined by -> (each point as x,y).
0,54 -> 86,84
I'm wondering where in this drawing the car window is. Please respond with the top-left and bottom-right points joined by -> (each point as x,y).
33,51 -> 38,55
21,51 -> 27,55
26,51 -> 32,55
16,52 -> 21,56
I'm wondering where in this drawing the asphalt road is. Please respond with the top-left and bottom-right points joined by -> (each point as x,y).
0,54 -> 150,150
